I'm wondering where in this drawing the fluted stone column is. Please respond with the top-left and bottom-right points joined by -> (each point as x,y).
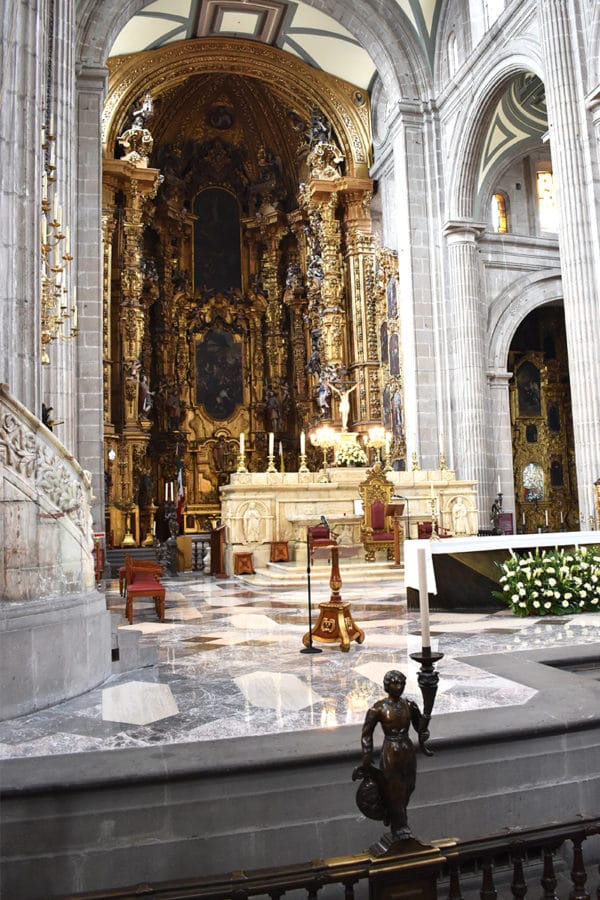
539,0 -> 600,522
488,370 -> 515,522
444,220 -> 491,523
0,1 -> 44,412
76,65 -> 108,530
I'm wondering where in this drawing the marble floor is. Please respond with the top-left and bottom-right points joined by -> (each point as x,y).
1,569 -> 599,759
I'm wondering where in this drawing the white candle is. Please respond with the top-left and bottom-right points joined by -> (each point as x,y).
42,214 -> 47,245
545,509 -> 549,526
268,432 -> 274,456
239,432 -> 244,455
497,475 -> 502,494
165,484 -> 168,502
279,441 -> 283,456
65,226 -> 69,256
560,510 -> 563,524
439,432 -> 444,455
300,431 -> 305,455
522,512 -> 525,525
417,547 -> 431,648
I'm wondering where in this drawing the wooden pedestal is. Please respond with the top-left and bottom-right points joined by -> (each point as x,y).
234,551 -> 255,575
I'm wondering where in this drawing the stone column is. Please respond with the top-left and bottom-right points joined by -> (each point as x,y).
487,369 -> 515,524
0,2 -> 44,412
76,65 -> 108,530
444,220 -> 491,523
538,0 -> 600,523
384,102 -> 445,469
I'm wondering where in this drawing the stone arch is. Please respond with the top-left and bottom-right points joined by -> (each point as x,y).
75,0 -> 430,108
446,41 -> 545,222
487,269 -> 563,371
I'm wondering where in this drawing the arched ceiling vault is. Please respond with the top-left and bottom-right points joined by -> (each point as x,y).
104,39 -> 373,177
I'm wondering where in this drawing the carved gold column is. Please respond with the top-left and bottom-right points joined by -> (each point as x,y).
341,183 -> 378,425
258,212 -> 287,385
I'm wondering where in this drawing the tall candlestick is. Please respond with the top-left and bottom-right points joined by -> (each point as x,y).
268,432 -> 274,456
300,431 -> 305,455
239,432 -> 244,455
417,547 -> 431,648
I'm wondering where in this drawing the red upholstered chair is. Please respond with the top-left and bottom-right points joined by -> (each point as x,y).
358,463 -> 396,561
307,523 -> 335,561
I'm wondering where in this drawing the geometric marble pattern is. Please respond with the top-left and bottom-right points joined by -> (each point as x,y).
0,571 -> 598,758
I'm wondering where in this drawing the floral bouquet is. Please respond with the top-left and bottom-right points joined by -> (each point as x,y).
336,442 -> 368,467
493,545 -> 600,616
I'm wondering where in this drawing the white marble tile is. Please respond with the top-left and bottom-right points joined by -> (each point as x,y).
119,622 -> 184,633
228,613 -> 283,631
102,681 -> 179,725
234,671 -> 324,711
166,607 -> 204,621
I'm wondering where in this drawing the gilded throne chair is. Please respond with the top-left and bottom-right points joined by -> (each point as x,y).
358,463 -> 396,561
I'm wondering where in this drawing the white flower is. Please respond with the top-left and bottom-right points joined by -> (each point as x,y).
562,600 -> 569,608
544,602 -> 552,609
532,600 -> 540,608
548,577 -> 557,586
511,594 -> 519,602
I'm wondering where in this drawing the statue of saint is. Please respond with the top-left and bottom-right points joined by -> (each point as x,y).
243,501 -> 261,543
451,496 -> 469,535
353,670 -> 428,843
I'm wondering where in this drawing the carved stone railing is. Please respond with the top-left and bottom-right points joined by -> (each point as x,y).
0,384 -> 95,601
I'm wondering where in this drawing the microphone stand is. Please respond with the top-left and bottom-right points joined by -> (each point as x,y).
301,526 -> 322,654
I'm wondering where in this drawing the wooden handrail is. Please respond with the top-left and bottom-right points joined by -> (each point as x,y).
60,815 -> 600,899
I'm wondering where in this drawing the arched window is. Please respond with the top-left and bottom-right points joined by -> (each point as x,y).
491,192 -> 509,233
447,31 -> 458,78
536,168 -> 559,233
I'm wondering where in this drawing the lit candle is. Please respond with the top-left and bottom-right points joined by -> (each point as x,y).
545,509 -> 549,526
497,475 -> 502,494
279,441 -> 283,456
300,431 -> 305,455
417,547 -> 431,649
239,432 -> 244,455
268,432 -> 274,456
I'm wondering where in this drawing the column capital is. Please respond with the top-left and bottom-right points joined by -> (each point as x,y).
443,219 -> 486,242
487,369 -> 512,387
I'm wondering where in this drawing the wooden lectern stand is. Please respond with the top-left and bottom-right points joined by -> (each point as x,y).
303,539 -> 365,652
386,502 -> 405,568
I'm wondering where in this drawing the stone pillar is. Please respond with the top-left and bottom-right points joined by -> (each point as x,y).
538,0 -> 600,523
0,2 -> 44,412
444,220 -> 491,523
487,369 -> 515,525
385,103 -> 445,469
76,65 -> 108,531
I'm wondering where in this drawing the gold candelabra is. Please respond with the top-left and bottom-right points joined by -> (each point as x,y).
41,117 -> 77,364
310,424 -> 338,482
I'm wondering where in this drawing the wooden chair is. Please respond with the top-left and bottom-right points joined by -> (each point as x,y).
358,463 -> 395,561
307,523 -> 334,561
124,555 -> 166,625
118,558 -> 164,596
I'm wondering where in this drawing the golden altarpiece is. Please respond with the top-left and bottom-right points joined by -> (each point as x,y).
509,327 -> 579,534
100,40 -> 406,547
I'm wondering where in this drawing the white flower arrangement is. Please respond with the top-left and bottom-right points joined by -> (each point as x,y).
494,545 -> 600,617
335,442 -> 368,467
